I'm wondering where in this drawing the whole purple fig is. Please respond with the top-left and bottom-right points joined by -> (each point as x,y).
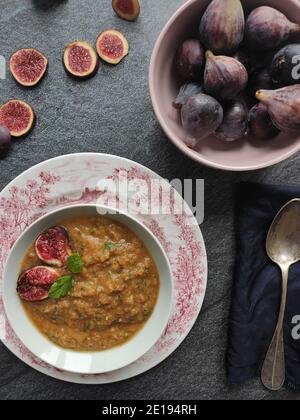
246,6 -> 300,51
173,83 -> 204,109
181,93 -> 224,147
249,103 -> 280,140
256,86 -> 300,132
204,51 -> 248,100
175,39 -> 205,81
215,101 -> 248,141
199,0 -> 245,55
271,44 -> 300,87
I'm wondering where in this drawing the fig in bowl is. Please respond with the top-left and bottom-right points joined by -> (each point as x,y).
149,0 -> 300,171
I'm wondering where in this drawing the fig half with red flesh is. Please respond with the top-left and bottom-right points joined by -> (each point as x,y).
0,100 -> 35,137
35,226 -> 72,267
96,30 -> 129,65
17,266 -> 59,302
112,0 -> 140,21
64,41 -> 98,78
10,48 -> 48,87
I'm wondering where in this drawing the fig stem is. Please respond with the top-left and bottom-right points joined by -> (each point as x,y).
256,90 -> 271,102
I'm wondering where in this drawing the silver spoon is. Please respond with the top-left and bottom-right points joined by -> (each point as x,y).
261,198 -> 300,391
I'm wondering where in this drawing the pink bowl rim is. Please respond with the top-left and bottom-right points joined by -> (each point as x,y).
149,0 -> 300,172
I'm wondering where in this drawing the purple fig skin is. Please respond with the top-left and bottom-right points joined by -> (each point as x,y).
249,103 -> 280,140
175,39 -> 205,81
173,83 -> 204,109
181,93 -> 224,147
271,44 -> 300,87
199,0 -> 245,55
246,6 -> 300,51
256,86 -> 300,132
215,101 -> 248,141
204,51 -> 248,100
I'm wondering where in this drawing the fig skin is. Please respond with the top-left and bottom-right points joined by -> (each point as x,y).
181,93 -> 224,147
35,226 -> 72,267
175,39 -> 205,81
112,0 -> 140,21
215,101 -> 248,142
0,126 -> 11,157
173,83 -> 204,109
249,103 -> 280,140
63,41 -> 99,79
256,86 -> 300,132
199,0 -> 245,55
271,44 -> 300,87
9,48 -> 48,87
0,100 -> 35,138
204,51 -> 248,101
245,6 -> 300,51
17,266 -> 60,302
96,30 -> 129,65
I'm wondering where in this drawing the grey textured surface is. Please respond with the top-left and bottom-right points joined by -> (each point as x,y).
0,0 -> 299,401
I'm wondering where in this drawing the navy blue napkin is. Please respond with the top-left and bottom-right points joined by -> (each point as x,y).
227,182 -> 300,390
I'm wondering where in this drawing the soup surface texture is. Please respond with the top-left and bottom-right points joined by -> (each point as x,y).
20,216 -> 160,351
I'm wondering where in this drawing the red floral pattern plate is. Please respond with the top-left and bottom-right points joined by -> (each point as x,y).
0,153 -> 207,384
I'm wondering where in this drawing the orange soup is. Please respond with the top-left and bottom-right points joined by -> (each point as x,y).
20,216 -> 160,351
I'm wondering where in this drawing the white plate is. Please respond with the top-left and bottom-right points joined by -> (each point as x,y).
0,153 -> 207,384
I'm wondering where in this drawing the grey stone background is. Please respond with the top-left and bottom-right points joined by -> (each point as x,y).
0,0 -> 299,400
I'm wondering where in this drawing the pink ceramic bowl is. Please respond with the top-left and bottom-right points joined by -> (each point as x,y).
149,0 -> 300,171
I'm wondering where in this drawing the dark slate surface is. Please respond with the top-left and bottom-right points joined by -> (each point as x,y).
0,0 -> 299,400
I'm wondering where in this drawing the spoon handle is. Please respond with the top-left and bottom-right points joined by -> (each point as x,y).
261,265 -> 289,391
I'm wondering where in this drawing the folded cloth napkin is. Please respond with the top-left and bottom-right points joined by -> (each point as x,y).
227,182 -> 300,390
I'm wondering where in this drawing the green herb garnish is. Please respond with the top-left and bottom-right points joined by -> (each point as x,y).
67,252 -> 83,274
48,275 -> 74,299
105,242 -> 122,250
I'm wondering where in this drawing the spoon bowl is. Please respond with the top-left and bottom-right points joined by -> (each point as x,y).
266,199 -> 300,267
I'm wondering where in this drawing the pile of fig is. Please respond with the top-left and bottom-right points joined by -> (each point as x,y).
174,0 -> 300,146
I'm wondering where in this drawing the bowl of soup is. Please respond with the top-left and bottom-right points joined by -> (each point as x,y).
2,204 -> 173,374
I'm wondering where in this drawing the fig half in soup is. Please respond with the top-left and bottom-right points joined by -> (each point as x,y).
35,226 -> 72,267
17,266 -> 59,302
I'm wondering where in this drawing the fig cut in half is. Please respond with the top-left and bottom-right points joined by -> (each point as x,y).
0,100 -> 35,137
96,30 -> 129,65
35,226 -> 72,267
17,266 -> 59,302
10,48 -> 48,87
112,0 -> 140,21
63,41 -> 99,78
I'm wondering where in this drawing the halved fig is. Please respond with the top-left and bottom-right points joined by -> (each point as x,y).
35,226 -> 72,267
0,100 -> 35,137
96,30 -> 129,65
17,266 -> 59,302
63,41 -> 99,78
9,48 -> 48,87
112,0 -> 140,21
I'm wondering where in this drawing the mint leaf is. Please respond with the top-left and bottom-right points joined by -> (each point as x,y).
48,276 -> 74,299
67,252 -> 83,274
105,242 -> 122,250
